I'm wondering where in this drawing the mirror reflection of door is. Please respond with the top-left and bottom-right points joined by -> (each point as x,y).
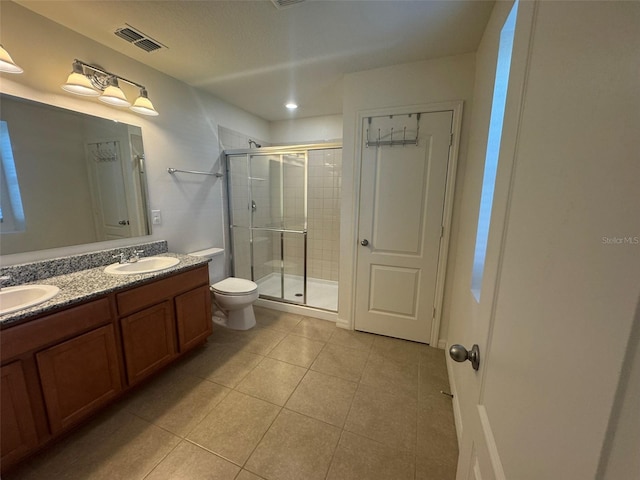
0,94 -> 153,255
85,140 -> 132,240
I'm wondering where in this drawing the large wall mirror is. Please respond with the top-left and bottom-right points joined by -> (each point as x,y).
0,94 -> 151,255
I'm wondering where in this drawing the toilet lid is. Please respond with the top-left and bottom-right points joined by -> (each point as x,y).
211,277 -> 258,295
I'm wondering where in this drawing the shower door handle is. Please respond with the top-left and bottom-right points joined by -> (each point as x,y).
360,239 -> 369,246
250,200 -> 257,212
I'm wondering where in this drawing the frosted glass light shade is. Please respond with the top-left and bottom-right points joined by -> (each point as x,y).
62,72 -> 100,96
99,77 -> 130,107
130,89 -> 159,116
0,45 -> 23,74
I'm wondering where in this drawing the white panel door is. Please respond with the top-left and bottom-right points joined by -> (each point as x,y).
453,2 -> 639,479
355,110 -> 452,343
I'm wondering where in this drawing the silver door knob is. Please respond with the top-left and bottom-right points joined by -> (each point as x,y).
449,344 -> 480,371
361,239 -> 369,246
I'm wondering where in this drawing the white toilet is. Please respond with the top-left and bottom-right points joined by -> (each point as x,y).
188,247 -> 258,330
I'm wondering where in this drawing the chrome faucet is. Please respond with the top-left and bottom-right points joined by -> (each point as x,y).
112,249 -> 144,264
129,249 -> 144,263
113,252 -> 128,264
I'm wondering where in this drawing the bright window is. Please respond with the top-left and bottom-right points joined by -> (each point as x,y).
0,121 -> 26,233
471,1 -> 518,301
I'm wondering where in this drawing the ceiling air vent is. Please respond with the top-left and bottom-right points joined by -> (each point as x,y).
114,24 -> 166,53
270,0 -> 306,9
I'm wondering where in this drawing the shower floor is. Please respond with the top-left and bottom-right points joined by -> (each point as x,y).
256,273 -> 338,311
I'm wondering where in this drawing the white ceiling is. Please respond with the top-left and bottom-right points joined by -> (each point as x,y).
16,0 -> 494,121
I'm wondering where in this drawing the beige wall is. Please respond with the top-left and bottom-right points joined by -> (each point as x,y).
270,115 -> 343,144
339,53 -> 476,337
0,1 -> 269,267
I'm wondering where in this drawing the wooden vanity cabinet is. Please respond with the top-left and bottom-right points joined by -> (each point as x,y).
0,296 -> 120,470
0,264 -> 212,473
1,361 -> 39,466
115,265 -> 212,385
120,301 -> 177,385
175,285 -> 213,352
36,324 -> 122,433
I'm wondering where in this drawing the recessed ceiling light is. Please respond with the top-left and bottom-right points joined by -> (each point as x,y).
285,102 -> 298,110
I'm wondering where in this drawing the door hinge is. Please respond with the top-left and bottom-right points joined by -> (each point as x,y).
440,225 -> 444,238
449,133 -> 454,146
433,307 -> 437,319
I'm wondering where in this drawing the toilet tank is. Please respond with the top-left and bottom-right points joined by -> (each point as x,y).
188,247 -> 225,283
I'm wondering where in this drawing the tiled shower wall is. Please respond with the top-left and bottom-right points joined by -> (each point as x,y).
278,148 -> 341,282
229,147 -> 342,285
307,148 -> 341,282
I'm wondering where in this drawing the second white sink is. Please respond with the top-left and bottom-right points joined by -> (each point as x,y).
104,256 -> 180,275
0,284 -> 60,316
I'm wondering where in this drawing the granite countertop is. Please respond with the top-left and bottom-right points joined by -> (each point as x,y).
0,253 -> 210,328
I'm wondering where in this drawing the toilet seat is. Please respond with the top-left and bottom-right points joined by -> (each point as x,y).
211,277 -> 258,296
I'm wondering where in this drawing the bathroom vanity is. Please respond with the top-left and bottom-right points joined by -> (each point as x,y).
0,248 -> 212,473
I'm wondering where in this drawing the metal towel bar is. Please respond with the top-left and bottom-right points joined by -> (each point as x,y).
167,168 -> 223,178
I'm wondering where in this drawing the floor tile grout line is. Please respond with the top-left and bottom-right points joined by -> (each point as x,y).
321,423 -> 347,480
139,438 -> 183,480
182,436 -> 249,469
337,345 -> 372,442
239,404 -> 284,472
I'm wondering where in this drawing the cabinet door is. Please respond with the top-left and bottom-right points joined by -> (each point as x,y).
175,285 -> 213,352
1,361 -> 39,466
36,325 -> 122,434
120,301 -> 177,385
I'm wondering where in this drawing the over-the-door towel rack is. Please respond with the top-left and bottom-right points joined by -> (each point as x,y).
365,113 -> 420,148
167,168 -> 223,178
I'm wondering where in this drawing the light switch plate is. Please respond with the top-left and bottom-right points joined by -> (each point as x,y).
151,210 -> 162,225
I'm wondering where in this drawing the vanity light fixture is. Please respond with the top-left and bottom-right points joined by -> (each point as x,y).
61,59 -> 159,116
99,76 -> 131,107
0,45 -> 23,74
62,61 -> 100,96
130,88 -> 159,116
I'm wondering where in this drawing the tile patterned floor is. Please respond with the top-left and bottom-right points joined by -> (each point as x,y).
6,307 -> 458,480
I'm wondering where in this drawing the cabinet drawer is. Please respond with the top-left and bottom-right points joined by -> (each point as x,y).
1,297 -> 112,363
116,266 -> 209,316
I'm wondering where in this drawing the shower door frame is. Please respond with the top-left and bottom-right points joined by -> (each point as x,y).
225,143 -> 342,310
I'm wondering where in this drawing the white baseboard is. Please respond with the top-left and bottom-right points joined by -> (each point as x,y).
335,317 -> 351,330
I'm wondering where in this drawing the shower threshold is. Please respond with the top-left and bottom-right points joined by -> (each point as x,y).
256,273 -> 338,312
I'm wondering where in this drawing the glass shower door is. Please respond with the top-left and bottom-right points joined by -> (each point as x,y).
248,152 -> 307,304
227,154 -> 251,280
281,153 -> 307,303
227,151 -> 307,304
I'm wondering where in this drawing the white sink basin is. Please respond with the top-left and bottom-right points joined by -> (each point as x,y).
104,256 -> 180,275
0,284 -> 61,316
